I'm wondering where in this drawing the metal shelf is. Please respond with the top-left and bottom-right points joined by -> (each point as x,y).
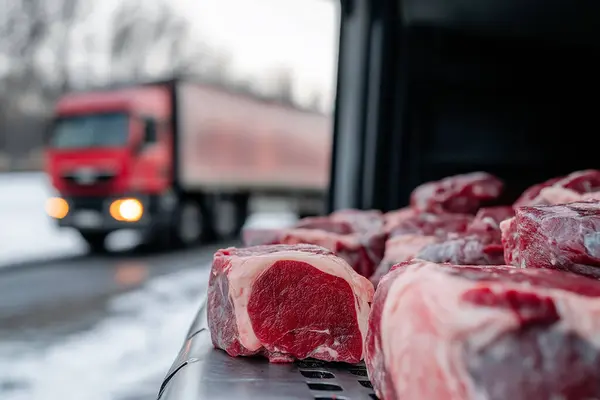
158,298 -> 378,400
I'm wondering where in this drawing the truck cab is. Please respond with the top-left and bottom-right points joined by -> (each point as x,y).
44,85 -> 185,251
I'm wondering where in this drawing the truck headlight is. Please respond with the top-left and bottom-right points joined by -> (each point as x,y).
45,197 -> 69,219
110,198 -> 143,222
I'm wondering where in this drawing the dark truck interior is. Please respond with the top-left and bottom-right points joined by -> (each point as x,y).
157,0 -> 600,398
329,0 -> 600,213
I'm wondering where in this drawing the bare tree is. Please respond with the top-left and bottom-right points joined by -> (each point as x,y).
0,0 -> 83,157
108,0 -> 216,83
0,0 -> 249,164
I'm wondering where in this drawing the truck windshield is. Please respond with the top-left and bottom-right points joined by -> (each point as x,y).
50,113 -> 129,149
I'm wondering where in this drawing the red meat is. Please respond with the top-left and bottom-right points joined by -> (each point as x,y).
366,260 -> 600,400
416,235 -> 505,265
208,244 -> 374,363
467,206 -> 515,238
514,170 -> 600,208
387,211 -> 472,238
370,234 -> 438,286
329,208 -> 385,234
502,201 -> 600,279
410,172 -> 503,214
416,206 -> 514,266
243,227 -> 385,278
370,211 -> 472,286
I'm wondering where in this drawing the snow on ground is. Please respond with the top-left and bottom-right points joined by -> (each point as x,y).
0,173 -> 144,267
0,172 -> 300,400
0,265 -> 209,400
0,173 -> 86,267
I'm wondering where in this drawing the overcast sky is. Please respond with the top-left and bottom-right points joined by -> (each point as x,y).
3,0 -> 340,111
174,0 -> 340,107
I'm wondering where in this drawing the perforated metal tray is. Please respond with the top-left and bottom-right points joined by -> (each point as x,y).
157,298 -> 378,400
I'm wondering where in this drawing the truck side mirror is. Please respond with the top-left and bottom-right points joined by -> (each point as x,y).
133,117 -> 158,154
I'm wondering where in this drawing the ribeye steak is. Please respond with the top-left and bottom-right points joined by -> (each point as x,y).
243,227 -> 385,278
207,244 -> 374,363
410,172 -> 503,214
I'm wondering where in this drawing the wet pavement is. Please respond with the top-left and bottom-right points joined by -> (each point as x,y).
0,243 -> 233,400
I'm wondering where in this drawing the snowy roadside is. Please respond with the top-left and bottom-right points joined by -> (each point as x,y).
0,173 -> 86,269
0,208 -> 299,400
0,173 -> 299,269
0,265 -> 210,400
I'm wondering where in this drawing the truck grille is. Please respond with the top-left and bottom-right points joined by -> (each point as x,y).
62,171 -> 115,187
68,197 -> 106,212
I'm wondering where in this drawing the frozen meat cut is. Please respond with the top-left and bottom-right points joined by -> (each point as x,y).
416,235 -> 505,265
416,206 -> 513,266
243,209 -> 386,277
207,244 -> 374,363
370,234 -> 438,286
366,259 -> 600,400
329,208 -> 385,234
295,208 -> 384,235
514,169 -> 600,208
387,210 -> 472,238
383,207 -> 414,233
466,206 -> 514,239
243,228 -> 385,278
410,172 -> 503,214
371,211 -> 474,285
502,201 -> 600,278
294,217 -> 355,235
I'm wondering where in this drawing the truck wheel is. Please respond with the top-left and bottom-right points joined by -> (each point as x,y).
80,231 -> 108,253
172,200 -> 203,247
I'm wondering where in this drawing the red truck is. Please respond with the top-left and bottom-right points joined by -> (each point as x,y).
43,79 -> 331,251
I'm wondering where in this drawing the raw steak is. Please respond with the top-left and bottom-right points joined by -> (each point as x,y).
416,207 -> 513,266
522,186 -> 600,206
387,211 -> 472,238
248,228 -> 386,278
370,234 -> 438,286
514,169 -> 600,208
295,217 -> 354,235
296,208 -> 384,235
500,217 -> 518,265
329,208 -> 384,234
410,172 -> 503,214
467,206 -> 514,239
208,244 -> 374,363
502,201 -> 600,278
513,177 -> 563,208
371,211 -> 473,285
366,259 -> 600,400
416,235 -> 505,265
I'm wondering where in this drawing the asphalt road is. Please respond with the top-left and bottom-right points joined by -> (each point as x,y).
0,242 -> 232,340
0,241 -> 238,400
